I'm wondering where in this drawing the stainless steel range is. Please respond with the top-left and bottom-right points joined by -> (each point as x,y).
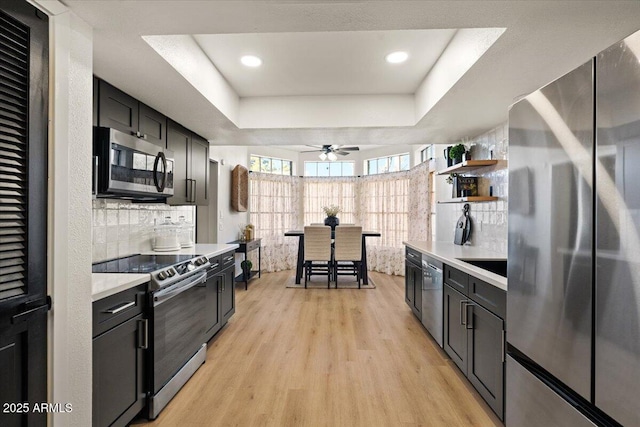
93,254 -> 211,419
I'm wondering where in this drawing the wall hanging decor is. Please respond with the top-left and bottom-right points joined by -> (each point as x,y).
231,165 -> 248,212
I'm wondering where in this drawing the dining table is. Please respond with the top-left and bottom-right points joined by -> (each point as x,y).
284,229 -> 381,285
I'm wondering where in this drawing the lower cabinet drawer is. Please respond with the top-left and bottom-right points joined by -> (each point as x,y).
469,277 -> 506,319
220,250 -> 235,269
93,284 -> 146,337
444,265 -> 469,295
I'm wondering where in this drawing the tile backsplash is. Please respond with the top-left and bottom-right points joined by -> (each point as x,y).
437,122 -> 509,253
92,199 -> 196,262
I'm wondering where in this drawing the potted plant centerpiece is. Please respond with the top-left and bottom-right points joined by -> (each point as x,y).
322,204 -> 342,230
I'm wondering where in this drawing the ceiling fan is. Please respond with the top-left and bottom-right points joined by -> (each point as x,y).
302,145 -> 360,161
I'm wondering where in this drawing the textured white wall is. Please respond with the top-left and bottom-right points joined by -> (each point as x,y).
435,122 -> 509,253
49,9 -> 93,426
209,146 -> 250,243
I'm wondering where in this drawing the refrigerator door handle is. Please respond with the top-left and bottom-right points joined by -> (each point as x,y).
501,329 -> 506,363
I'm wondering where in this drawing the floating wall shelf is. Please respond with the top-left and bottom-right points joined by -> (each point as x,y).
438,196 -> 499,204
437,160 -> 499,175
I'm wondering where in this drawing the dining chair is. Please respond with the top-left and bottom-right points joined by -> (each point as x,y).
333,225 -> 363,288
303,225 -> 332,288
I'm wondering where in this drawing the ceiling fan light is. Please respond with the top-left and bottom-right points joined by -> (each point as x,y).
328,152 -> 338,161
319,152 -> 327,161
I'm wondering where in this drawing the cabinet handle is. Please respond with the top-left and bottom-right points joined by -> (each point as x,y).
138,319 -> 149,349
460,300 -> 468,325
502,329 -> 506,363
103,301 -> 135,314
192,179 -> 197,203
465,303 -> 475,330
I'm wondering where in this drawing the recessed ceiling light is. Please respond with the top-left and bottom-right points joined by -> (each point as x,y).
241,55 -> 262,67
385,51 -> 409,64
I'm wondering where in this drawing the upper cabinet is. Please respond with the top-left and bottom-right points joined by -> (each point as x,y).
93,77 -> 210,205
167,120 -> 209,206
97,79 -> 167,149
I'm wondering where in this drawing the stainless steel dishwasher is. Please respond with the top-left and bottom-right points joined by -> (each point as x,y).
421,255 -> 443,347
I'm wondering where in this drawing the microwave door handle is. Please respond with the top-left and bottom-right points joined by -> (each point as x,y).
153,152 -> 167,192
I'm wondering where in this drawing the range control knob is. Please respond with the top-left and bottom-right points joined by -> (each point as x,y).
202,257 -> 209,264
194,258 -> 204,266
167,268 -> 176,277
187,263 -> 196,271
157,271 -> 168,280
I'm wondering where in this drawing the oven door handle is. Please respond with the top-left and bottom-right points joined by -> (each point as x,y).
153,272 -> 206,307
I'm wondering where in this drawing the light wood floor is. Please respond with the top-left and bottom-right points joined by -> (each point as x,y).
135,271 -> 503,427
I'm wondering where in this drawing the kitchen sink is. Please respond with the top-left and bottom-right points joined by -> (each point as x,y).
456,258 -> 507,278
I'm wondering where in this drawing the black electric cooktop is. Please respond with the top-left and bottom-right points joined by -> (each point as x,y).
92,254 -> 196,274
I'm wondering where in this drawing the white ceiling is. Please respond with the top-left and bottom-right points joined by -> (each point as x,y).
55,0 -> 640,147
193,29 -> 457,97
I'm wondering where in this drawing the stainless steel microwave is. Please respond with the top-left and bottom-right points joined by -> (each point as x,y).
93,127 -> 174,200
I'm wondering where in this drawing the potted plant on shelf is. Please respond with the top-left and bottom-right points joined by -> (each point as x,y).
449,144 -> 466,164
446,173 -> 460,198
241,259 -> 253,281
322,204 -> 342,230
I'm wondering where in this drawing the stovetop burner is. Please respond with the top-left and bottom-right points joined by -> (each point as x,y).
92,254 -> 196,274
92,253 -> 211,291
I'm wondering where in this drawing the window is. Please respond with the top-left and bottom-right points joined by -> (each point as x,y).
365,154 -> 410,175
250,155 -> 292,175
360,174 -> 409,248
421,145 -> 434,163
303,178 -> 357,225
304,161 -> 354,177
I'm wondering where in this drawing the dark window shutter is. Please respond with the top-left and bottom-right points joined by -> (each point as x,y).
0,10 -> 28,299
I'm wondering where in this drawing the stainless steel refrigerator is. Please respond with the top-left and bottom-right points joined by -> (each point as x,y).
507,29 -> 640,426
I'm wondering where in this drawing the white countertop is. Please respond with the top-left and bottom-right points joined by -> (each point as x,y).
140,243 -> 239,258
92,273 -> 150,302
403,241 -> 507,291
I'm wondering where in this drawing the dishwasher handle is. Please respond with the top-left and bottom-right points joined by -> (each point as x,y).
427,263 -> 442,273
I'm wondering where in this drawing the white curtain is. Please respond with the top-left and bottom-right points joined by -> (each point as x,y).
303,177 -> 358,225
358,171 -> 410,275
249,173 -> 301,272
249,165 -> 431,276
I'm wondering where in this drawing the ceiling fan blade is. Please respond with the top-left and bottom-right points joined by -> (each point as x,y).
300,149 -> 324,153
335,151 -> 350,156
339,147 -> 359,151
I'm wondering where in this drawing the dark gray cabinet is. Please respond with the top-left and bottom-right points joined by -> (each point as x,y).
405,248 -> 423,319
444,284 -> 468,374
443,266 -> 505,420
204,251 -> 236,342
190,133 -> 209,206
167,120 -> 209,206
92,284 -> 147,427
221,264 -> 236,323
97,79 -> 167,148
467,301 -> 504,418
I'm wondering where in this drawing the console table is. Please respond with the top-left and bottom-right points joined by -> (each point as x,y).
227,238 -> 261,290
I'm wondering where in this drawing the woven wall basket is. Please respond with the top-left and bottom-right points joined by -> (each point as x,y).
231,165 -> 248,212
